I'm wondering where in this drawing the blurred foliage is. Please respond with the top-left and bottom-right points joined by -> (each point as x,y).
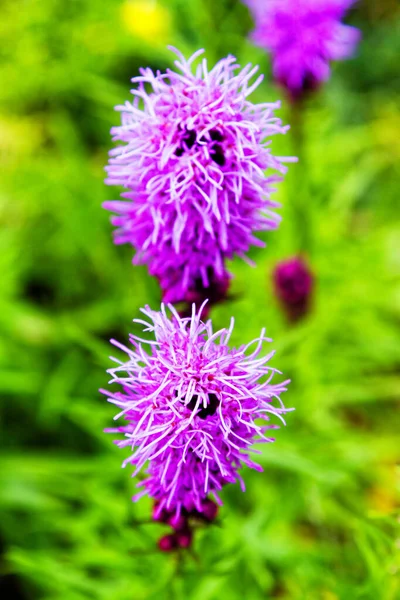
0,0 -> 400,598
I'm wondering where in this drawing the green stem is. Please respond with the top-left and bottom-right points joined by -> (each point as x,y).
289,98 -> 311,254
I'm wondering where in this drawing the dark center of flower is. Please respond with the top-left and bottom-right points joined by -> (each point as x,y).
210,144 -> 225,166
187,393 -> 220,419
209,130 -> 223,142
174,127 -> 226,166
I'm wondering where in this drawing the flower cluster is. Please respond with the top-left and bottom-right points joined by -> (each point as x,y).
104,47 -> 294,303
102,47 -> 296,551
102,304 -> 290,524
244,0 -> 361,100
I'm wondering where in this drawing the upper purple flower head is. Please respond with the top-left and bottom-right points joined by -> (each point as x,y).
104,47 -> 295,303
102,303 -> 291,519
244,0 -> 361,100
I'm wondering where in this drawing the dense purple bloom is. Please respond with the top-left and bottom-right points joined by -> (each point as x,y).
273,256 -> 313,321
244,0 -> 361,99
102,303 -> 291,520
104,47 -> 295,303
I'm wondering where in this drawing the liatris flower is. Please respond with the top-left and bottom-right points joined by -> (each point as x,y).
273,256 -> 313,321
102,303 -> 291,523
244,0 -> 361,100
104,47 -> 295,303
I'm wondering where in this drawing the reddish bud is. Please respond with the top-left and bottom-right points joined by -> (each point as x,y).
176,528 -> 193,549
273,256 -> 313,322
158,533 -> 177,552
200,498 -> 219,522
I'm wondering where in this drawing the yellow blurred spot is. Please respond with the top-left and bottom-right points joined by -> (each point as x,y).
121,0 -> 171,43
321,592 -> 339,600
367,463 -> 400,516
368,487 -> 398,515
0,117 -> 43,164
371,105 -> 400,162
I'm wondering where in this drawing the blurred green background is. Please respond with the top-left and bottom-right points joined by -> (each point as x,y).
1,0 -> 400,598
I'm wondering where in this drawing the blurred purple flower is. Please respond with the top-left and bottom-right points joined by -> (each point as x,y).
102,303 -> 291,521
104,47 -> 295,303
273,256 -> 314,321
244,0 -> 361,100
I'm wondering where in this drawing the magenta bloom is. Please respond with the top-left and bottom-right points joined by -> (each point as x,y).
102,303 -> 291,519
104,47 -> 295,303
244,0 -> 361,99
273,256 -> 313,321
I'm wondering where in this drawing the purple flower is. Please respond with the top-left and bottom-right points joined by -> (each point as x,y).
104,47 -> 295,303
244,0 -> 361,100
102,303 -> 291,519
273,256 -> 314,321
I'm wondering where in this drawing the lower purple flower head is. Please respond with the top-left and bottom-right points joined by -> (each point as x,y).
244,0 -> 361,100
273,256 -> 313,321
102,303 -> 291,519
